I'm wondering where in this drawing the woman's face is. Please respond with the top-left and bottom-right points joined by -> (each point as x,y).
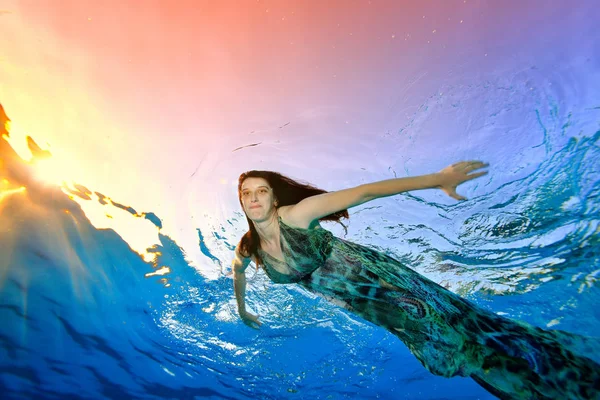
240,177 -> 277,221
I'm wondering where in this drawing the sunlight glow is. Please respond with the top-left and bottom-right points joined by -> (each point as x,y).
159,278 -> 170,288
3,121 -> 33,161
2,127 -> 165,278
33,158 -> 71,186
2,128 -> 174,274
144,266 -> 171,278
0,186 -> 26,202
3,122 -> 78,187
71,192 -> 163,263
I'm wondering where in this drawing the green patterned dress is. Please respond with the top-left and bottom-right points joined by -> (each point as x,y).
257,217 -> 600,399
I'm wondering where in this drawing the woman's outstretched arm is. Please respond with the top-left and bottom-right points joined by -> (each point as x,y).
285,161 -> 488,227
232,245 -> 262,327
362,160 -> 488,201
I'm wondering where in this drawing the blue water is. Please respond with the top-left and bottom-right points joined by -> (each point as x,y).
2,4 -> 600,400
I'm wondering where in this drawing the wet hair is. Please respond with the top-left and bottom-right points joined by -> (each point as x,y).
237,170 -> 348,267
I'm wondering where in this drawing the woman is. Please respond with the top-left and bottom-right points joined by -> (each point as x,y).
232,161 -> 599,399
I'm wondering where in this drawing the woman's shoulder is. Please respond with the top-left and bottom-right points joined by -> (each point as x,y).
278,205 -> 323,231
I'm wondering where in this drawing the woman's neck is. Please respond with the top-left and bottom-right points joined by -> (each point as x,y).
253,210 -> 280,246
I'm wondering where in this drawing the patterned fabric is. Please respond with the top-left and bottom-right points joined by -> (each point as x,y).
258,217 -> 600,399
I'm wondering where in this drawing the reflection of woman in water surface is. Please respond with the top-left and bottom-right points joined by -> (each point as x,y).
232,161 -> 599,399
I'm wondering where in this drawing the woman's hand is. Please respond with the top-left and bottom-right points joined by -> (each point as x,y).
438,161 -> 489,201
240,310 -> 262,328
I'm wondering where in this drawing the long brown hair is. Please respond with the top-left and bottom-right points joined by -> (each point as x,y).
237,170 -> 348,266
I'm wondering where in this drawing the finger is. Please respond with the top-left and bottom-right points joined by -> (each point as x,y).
242,319 -> 255,328
469,161 -> 489,170
448,189 -> 467,201
243,319 -> 261,329
462,164 -> 487,175
461,161 -> 478,171
461,161 -> 480,170
452,161 -> 470,169
466,171 -> 488,181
